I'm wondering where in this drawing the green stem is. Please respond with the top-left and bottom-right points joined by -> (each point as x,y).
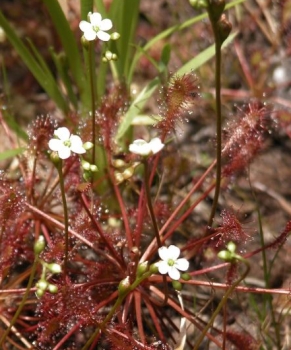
193,260 -> 250,350
207,19 -> 223,228
0,258 -> 38,346
82,270 -> 153,350
88,41 -> 97,165
57,161 -> 69,272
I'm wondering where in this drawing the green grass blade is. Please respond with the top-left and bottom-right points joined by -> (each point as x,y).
109,0 -> 141,80
116,77 -> 160,140
0,147 -> 26,161
42,0 -> 85,97
0,11 -> 68,113
176,31 -> 238,76
128,0 -> 245,83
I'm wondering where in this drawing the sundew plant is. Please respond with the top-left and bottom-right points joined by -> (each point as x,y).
1,0 -> 291,349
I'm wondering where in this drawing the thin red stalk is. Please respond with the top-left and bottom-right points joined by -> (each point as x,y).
149,275 -> 291,296
149,285 -> 223,348
53,323 -> 81,350
234,40 -> 255,90
143,294 -> 165,342
140,181 -> 215,263
80,194 -> 124,267
106,150 -> 133,249
121,292 -> 134,323
134,187 -> 146,247
134,291 -> 145,344
160,160 -> 216,236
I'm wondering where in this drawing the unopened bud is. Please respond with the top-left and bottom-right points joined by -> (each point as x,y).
217,14 -> 232,44
208,0 -> 225,22
172,280 -> 182,291
118,276 -> 131,295
137,262 -> 149,277
34,236 -> 45,255
48,284 -> 58,294
47,263 -> 62,274
122,167 -> 134,180
181,273 -> 191,281
36,288 -> 45,298
81,160 -> 91,171
189,0 -> 207,9
111,32 -> 120,40
83,142 -> 94,150
36,279 -> 48,291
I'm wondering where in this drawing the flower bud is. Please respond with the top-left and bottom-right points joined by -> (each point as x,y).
34,236 -> 45,255
172,280 -> 182,291
122,167 -> 134,180
83,141 -> 94,150
36,279 -> 48,291
217,250 -> 232,261
81,35 -> 90,49
189,0 -> 207,9
48,284 -> 58,294
47,263 -> 62,274
181,273 -> 191,281
118,276 -> 131,295
217,14 -> 232,44
90,164 -> 98,172
111,32 -> 120,40
36,288 -> 45,298
81,160 -> 91,171
208,0 -> 225,22
149,263 -> 159,274
137,262 -> 149,277
50,151 -> 60,165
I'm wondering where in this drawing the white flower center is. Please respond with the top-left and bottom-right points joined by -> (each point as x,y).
93,25 -> 100,32
64,140 -> 71,147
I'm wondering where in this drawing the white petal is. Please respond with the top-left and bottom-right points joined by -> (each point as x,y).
158,246 -> 170,261
168,266 -> 180,280
70,135 -> 86,154
129,140 -> 151,155
167,245 -> 180,260
58,146 -> 71,159
89,12 -> 102,26
96,31 -> 111,42
99,19 -> 112,31
79,20 -> 93,33
156,261 -> 169,275
149,138 -> 164,154
175,258 -> 189,272
54,127 -> 70,141
48,139 -> 63,152
84,30 -> 97,41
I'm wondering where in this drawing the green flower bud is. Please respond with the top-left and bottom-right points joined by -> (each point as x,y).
137,262 -> 149,277
118,276 -> 131,295
81,160 -> 91,171
36,279 -> 48,291
122,167 -> 134,180
81,35 -> 90,49
181,273 -> 191,281
90,164 -> 98,172
50,151 -> 60,165
149,263 -> 159,274
83,141 -> 94,150
226,241 -> 236,253
217,250 -> 232,262
34,236 -> 45,255
36,288 -> 45,298
172,280 -> 182,291
47,263 -> 62,274
111,32 -> 120,40
189,0 -> 207,9
48,284 -> 58,294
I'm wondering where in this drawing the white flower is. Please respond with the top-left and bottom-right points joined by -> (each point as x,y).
156,245 -> 189,280
129,138 -> 164,156
48,127 -> 86,159
79,12 -> 112,42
